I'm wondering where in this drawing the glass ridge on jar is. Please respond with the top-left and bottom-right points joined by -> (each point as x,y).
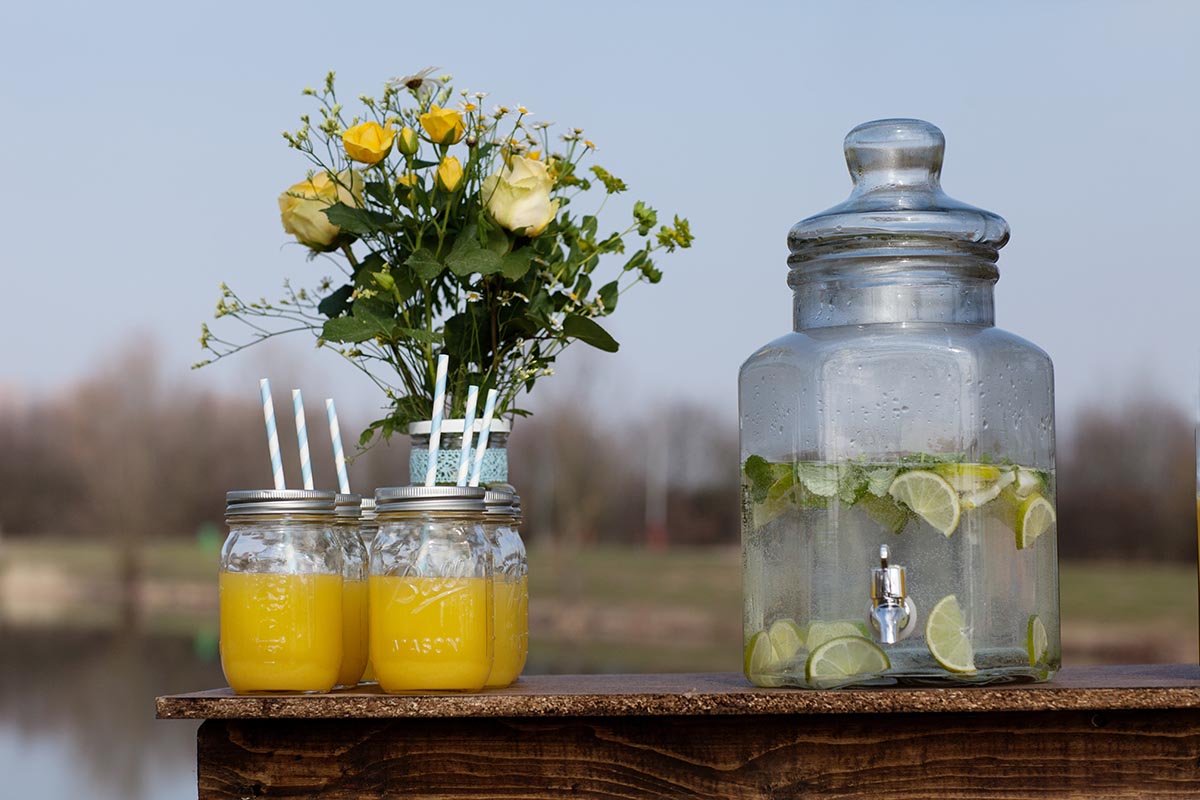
739,119 -> 1059,689
369,486 -> 493,692
333,493 -> 369,687
482,489 -> 529,688
219,490 -> 343,695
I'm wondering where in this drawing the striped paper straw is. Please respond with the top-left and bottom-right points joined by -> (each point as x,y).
468,388 -> 499,487
424,354 -> 450,486
325,398 -> 350,494
293,389 -> 314,490
455,385 -> 480,486
259,379 -> 285,491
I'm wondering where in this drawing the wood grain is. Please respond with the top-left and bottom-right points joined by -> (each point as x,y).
158,665 -> 1200,720
197,709 -> 1200,799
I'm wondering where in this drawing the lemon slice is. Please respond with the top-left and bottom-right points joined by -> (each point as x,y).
1027,615 -> 1048,666
743,631 -> 784,686
806,636 -> 890,686
925,594 -> 976,673
888,471 -> 962,536
805,620 -> 870,651
768,618 -> 806,661
1016,494 -> 1056,549
933,463 -> 1001,492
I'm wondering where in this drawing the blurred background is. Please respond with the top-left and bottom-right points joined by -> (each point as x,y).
2,1 -> 1198,798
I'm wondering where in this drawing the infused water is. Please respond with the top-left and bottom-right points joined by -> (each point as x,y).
742,458 -> 1060,688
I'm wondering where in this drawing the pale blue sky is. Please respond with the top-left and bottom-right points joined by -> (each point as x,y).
2,0 -> 1197,429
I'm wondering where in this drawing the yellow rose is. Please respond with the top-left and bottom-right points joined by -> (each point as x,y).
397,125 -> 419,156
278,170 -> 364,250
396,172 -> 420,189
480,156 -> 560,237
436,156 -> 464,192
342,121 -> 394,165
419,104 -> 465,145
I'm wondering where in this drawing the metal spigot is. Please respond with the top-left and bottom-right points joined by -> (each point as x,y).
868,544 -> 918,644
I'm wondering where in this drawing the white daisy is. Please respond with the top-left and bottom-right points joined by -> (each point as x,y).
388,67 -> 444,94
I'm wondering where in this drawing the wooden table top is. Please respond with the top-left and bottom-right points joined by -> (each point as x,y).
157,663 -> 1200,720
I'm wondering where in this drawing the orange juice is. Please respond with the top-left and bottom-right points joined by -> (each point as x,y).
370,575 -> 492,692
485,576 -> 528,688
219,571 -> 343,694
338,579 -> 369,686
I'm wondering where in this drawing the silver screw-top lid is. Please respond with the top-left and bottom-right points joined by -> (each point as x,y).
484,488 -> 515,516
787,119 -> 1009,269
375,485 -> 486,514
360,497 -> 377,522
225,489 -> 336,517
335,493 -> 362,519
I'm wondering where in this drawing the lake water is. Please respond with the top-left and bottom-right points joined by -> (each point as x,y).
0,627 -> 222,800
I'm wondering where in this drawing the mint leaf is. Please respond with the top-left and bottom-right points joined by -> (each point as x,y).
797,462 -> 841,498
866,466 -> 899,497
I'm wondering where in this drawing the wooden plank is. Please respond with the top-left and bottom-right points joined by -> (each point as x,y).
197,709 -> 1200,799
158,664 -> 1200,720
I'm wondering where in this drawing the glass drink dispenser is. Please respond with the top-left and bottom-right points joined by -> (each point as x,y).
739,119 -> 1059,688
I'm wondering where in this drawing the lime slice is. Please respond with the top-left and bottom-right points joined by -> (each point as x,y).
961,481 -> 1003,510
806,636 -> 890,686
1016,494 -> 1056,549
1013,467 -> 1044,499
806,620 -> 870,651
933,463 -> 1001,492
925,594 -> 976,673
743,631 -> 784,686
768,618 -> 806,661
1027,615 -> 1048,666
888,471 -> 962,536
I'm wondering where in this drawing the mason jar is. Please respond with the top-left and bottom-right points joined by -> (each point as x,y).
408,419 -> 512,485
482,489 -> 529,688
370,486 -> 493,692
333,493 -> 369,687
739,120 -> 1058,688
358,496 -> 380,684
219,490 -> 342,694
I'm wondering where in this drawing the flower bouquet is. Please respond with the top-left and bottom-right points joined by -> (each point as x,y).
198,69 -> 692,448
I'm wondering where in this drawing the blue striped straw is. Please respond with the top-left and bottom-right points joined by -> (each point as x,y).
468,388 -> 499,487
424,354 -> 450,486
325,398 -> 350,494
455,385 -> 480,486
259,379 -> 285,490
292,389 -> 314,490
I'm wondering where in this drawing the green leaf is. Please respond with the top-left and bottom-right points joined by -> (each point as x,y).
317,284 -> 353,318
411,158 -> 440,169
633,200 -> 657,236
797,463 -> 841,498
581,215 -> 598,238
575,274 -> 592,299
562,314 -> 619,352
499,250 -> 534,280
598,280 -> 619,313
743,456 -> 790,504
866,466 -> 900,497
405,248 -> 443,281
447,245 -> 503,276
364,181 -> 393,206
322,202 -> 393,236
321,316 -> 379,344
838,465 -> 868,507
395,327 -> 443,344
861,493 -> 912,534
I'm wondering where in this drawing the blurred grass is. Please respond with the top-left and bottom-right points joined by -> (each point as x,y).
2,539 -> 1197,670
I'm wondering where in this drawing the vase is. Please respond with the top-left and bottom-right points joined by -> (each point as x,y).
408,419 -> 512,486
